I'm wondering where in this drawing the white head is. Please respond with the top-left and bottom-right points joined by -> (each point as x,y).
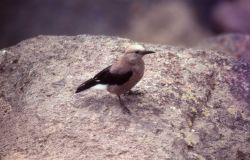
125,44 -> 155,56
126,44 -> 145,53
123,44 -> 155,64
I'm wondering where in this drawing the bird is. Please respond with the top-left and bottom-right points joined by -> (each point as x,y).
75,44 -> 155,114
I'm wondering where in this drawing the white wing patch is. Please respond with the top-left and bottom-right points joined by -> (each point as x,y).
92,84 -> 108,90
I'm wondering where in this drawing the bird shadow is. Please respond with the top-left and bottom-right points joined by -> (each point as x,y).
73,92 -> 166,134
74,92 -> 162,116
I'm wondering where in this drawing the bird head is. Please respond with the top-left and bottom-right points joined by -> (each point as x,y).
125,44 -> 155,57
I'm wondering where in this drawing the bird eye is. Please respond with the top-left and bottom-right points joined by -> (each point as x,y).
135,51 -> 139,54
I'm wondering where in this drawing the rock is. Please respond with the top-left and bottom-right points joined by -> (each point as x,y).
212,0 -> 250,33
0,35 -> 250,159
198,34 -> 250,62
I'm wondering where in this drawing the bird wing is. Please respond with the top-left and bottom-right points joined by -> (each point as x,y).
93,65 -> 133,85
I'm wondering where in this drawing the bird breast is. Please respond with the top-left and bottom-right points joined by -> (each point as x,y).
108,60 -> 145,95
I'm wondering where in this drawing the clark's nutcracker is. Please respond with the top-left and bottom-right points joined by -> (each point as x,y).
75,44 -> 155,113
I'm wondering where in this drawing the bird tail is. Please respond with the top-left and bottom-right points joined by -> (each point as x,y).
75,78 -> 98,93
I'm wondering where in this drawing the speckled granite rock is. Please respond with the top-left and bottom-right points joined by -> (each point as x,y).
0,35 -> 249,160
198,34 -> 250,62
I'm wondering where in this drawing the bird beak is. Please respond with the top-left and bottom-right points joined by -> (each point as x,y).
142,50 -> 155,55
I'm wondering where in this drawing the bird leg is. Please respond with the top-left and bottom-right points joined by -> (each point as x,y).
117,95 -> 131,114
125,90 -> 144,96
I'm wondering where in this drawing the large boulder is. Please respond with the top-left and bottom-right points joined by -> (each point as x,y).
198,34 -> 250,62
0,35 -> 249,160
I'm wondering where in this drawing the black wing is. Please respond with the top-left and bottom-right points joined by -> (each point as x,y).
93,65 -> 133,85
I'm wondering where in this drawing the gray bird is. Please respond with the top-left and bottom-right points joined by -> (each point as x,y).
75,44 -> 155,113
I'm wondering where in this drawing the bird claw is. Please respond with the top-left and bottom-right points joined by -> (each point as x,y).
122,106 -> 131,115
118,95 -> 131,114
119,99 -> 131,114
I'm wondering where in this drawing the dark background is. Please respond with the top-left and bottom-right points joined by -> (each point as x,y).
1,0 -> 250,48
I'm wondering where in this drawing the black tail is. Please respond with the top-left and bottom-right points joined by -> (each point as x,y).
75,78 -> 97,93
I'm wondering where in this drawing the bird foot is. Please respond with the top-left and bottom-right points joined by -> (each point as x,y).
125,90 -> 144,96
121,105 -> 131,114
118,95 -> 131,114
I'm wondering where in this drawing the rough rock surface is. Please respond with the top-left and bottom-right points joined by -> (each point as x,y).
198,34 -> 250,62
0,35 -> 250,160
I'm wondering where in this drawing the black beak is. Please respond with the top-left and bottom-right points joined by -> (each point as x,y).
142,50 -> 155,55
